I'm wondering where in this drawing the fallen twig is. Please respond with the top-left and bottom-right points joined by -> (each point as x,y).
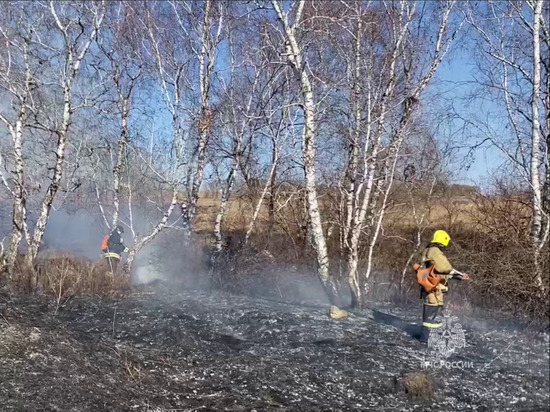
112,307 -> 117,338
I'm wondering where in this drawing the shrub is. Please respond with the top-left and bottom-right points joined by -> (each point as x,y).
8,254 -> 130,311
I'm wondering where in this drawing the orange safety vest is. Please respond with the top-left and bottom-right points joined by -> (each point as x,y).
101,235 -> 109,252
413,263 -> 443,293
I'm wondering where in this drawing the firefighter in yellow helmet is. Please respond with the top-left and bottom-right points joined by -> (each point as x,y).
415,230 -> 469,343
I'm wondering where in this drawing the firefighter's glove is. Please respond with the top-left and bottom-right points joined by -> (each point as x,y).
124,247 -> 129,253
439,284 -> 449,293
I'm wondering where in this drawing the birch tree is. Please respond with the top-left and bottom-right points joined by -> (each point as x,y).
96,4 -> 142,232
87,2 -> 166,273
466,0 -> 549,291
212,16 -> 259,252
271,0 -> 341,305
315,1 -> 458,307
0,15 -> 34,273
95,1 -> 195,271
543,2 -> 550,246
25,2 -> 105,274
360,1 -> 459,305
139,1 -> 225,245
168,0 -> 225,238
0,2 -> 105,280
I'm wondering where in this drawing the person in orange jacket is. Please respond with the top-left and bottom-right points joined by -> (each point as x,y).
415,230 -> 469,343
101,225 -> 129,272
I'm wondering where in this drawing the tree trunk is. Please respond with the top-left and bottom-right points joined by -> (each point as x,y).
188,0 -> 221,229
1,42 -> 32,275
214,167 -> 236,252
346,242 -> 361,307
267,140 -> 278,241
543,35 -> 550,247
272,0 -> 341,306
25,82 -> 72,273
245,151 -> 278,245
344,14 -> 363,307
24,2 -> 103,282
3,117 -> 27,274
188,111 -> 210,226
531,0 -> 544,289
301,49 -> 339,304
126,190 -> 179,271
111,97 -> 130,229
544,1 -> 550,236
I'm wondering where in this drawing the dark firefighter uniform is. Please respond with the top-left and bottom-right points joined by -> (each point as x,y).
416,230 -> 468,343
102,225 -> 129,271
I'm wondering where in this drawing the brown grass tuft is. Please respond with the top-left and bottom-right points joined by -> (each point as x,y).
395,371 -> 436,401
8,254 -> 130,310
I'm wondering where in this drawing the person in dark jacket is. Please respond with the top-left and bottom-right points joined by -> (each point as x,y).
101,225 -> 129,272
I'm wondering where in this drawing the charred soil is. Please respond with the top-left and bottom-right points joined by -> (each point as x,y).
0,283 -> 548,411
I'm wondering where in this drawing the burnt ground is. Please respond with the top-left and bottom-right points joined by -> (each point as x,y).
0,282 -> 548,412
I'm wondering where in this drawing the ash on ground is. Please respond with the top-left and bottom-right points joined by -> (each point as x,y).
0,283 -> 548,411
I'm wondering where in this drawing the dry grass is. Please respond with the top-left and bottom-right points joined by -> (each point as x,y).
116,347 -> 144,385
395,371 -> 436,401
3,183 -> 546,320
195,196 -> 256,233
197,183 -> 549,320
9,254 -> 130,310
195,187 -> 480,236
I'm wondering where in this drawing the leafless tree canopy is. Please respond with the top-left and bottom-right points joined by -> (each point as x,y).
0,0 -> 547,311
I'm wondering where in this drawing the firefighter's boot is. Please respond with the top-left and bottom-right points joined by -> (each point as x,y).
419,325 -> 430,343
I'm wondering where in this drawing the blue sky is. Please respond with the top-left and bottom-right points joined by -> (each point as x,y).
118,5 -> 513,190
435,48 -> 507,186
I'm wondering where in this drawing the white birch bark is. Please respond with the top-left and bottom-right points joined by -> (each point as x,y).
244,149 -> 279,245
361,2 -> 455,294
188,0 -> 224,233
25,2 -> 105,274
543,3 -> 550,254
104,45 -> 140,232
213,31 -> 258,252
272,0 -> 340,305
344,13 -> 363,306
343,1 -> 415,307
125,190 -> 179,270
0,40 -> 32,274
111,96 -> 130,229
530,0 -> 544,289
142,3 -> 189,250
342,0 -> 456,307
122,2 -> 216,271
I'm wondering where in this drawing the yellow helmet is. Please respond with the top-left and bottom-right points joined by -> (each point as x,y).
431,230 -> 451,247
